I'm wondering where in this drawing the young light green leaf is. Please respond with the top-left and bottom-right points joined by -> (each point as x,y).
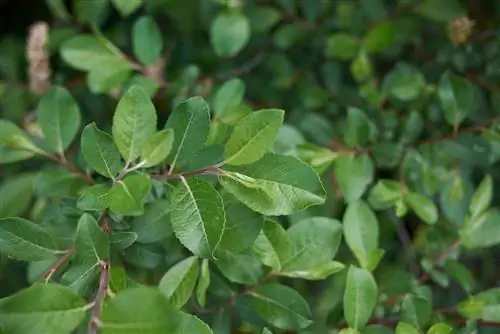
401,294 -> 431,329
438,71 -> 476,127
196,259 -> 210,307
132,16 -> 163,66
75,213 -> 109,264
251,284 -> 312,330
111,0 -> 143,17
262,328 -> 273,334
351,50 -> 373,82
363,22 -> 394,53
141,129 -> 174,168
81,123 -> 124,179
368,179 -> 406,210
213,78 -> 245,118
395,322 -> 419,334
219,154 -> 326,216
37,86 -> 81,154
210,11 -> 250,57
165,96 -> 210,169
343,200 -> 380,270
159,256 -> 200,308
218,194 -> 263,253
0,217 -> 60,261
0,173 -> 34,218
77,184 -> 111,212
282,217 -> 343,273
214,249 -> 262,284
404,192 -> 438,225
325,33 -> 359,60
281,261 -> 345,280
224,109 -> 284,165
170,177 -> 226,258
460,210 -> 500,249
87,62 -> 131,94
108,173 -> 152,216
427,323 -> 453,334
112,85 -> 157,164
343,266 -> 378,329
0,120 -> 43,163
253,220 -> 291,270
0,283 -> 86,334
470,174 -> 493,217
335,154 -> 374,202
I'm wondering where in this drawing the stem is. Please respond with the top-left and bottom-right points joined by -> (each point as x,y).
155,165 -> 221,181
88,260 -> 110,334
42,247 -> 75,282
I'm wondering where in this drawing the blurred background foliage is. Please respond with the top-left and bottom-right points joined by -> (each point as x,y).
3,0 -> 500,333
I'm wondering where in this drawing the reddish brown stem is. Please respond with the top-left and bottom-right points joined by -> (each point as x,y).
89,260 -> 110,334
42,247 -> 75,282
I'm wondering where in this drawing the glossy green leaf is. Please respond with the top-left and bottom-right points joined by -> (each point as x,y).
77,184 -> 111,212
210,11 -> 250,57
213,78 -> 245,118
81,123 -> 124,179
196,259 -> 210,307
253,220 -> 291,270
214,249 -> 262,284
404,192 -> 438,225
0,283 -> 86,334
281,260 -> 345,280
395,322 -> 419,334
325,33 -> 359,60
132,16 -> 162,66
219,154 -> 326,216
112,85 -> 157,164
382,63 -> 425,101
251,284 -> 312,330
165,96 -> 210,169
140,129 -> 174,168
427,323 -> 453,334
170,177 -> 226,258
470,174 -> 492,217
344,266 -> 378,329
343,200 -> 380,270
86,61 -> 131,94
108,173 -> 152,216
159,256 -> 199,308
37,86 -> 81,154
224,109 -> 284,165
335,154 -> 374,202
110,232 -> 137,250
0,217 -> 61,261
438,71 -> 476,127
75,213 -> 109,264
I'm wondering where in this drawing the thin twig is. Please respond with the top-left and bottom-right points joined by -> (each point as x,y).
88,260 -> 110,334
41,247 -> 75,282
155,165 -> 222,181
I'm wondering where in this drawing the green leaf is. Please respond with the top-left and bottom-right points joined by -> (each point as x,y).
460,209 -> 500,248
87,62 -> 131,94
73,0 -> 108,24
165,96 -> 211,169
170,177 -> 226,258
60,35 -> 131,71
351,51 -> 373,83
0,217 -> 60,261
404,193 -> 438,225
458,287 -> 500,320
281,261 -> 345,280
224,109 -> 284,165
131,199 -> 171,243
295,143 -> 337,173
344,266 -> 378,329
34,167 -> 85,197
251,284 -> 312,330
325,33 -> 360,60
344,107 -> 376,147
75,213 -> 109,264
159,256 -> 199,308
368,179 -> 406,210
401,294 -> 432,329
0,283 -> 86,334
262,328 -> 273,334
363,22 -> 394,53
248,7 -> 280,33
141,129 -> 174,168
253,220 -> 291,270
108,173 -> 152,216
132,16 -> 163,66
125,75 -> 159,98
395,322 -> 419,334
219,154 -> 326,216
213,78 -> 245,118
469,174 -> 492,217
81,123 -> 124,179
210,11 -> 250,57
282,217 -> 343,274
60,262 -> 101,294
77,184 -> 111,212
382,63 -> 425,101
438,71 -> 476,127
343,201 -> 380,270
110,232 -> 137,250
444,259 -> 475,293
0,173 -> 34,218
414,0 -> 466,22
112,85 -> 157,164
196,259 -> 210,307
218,195 -> 263,253
427,323 -> 453,334
215,249 -> 263,284
335,154 -> 374,202
111,0 -> 143,17
0,120 -> 42,163
37,86 -> 81,154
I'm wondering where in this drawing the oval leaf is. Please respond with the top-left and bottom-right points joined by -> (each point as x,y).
343,266 -> 378,329
159,256 -> 199,308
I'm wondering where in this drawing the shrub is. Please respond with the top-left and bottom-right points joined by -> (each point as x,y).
1,0 -> 500,333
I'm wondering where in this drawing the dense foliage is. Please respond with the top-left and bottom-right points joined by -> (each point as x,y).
2,0 -> 500,333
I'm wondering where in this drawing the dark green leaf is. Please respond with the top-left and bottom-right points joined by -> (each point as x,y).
438,71 -> 476,127
401,294 -> 431,329
77,184 -> 111,212
325,33 -> 360,60
214,249 -> 262,284
0,173 -> 34,218
132,199 -> 171,243
363,22 -> 394,53
469,174 -> 492,218
75,213 -> 109,264
111,0 -> 143,17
